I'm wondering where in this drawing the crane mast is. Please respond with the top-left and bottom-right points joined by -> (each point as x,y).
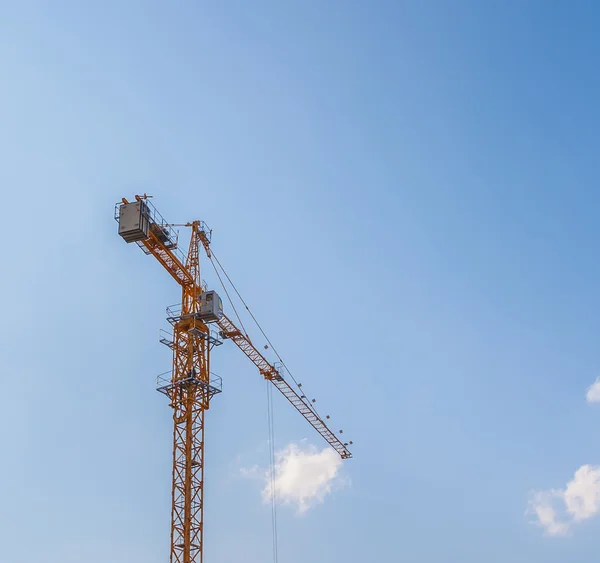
166,223 -> 212,563
115,195 -> 352,563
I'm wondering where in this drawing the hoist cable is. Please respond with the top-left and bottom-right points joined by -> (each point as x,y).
266,381 -> 279,563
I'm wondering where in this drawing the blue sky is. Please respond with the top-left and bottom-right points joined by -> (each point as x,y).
2,1 -> 600,561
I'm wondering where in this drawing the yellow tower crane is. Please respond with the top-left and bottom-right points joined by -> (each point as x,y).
115,195 -> 352,563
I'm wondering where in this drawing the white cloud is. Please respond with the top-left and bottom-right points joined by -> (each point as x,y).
586,378 -> 600,403
529,465 -> 600,535
528,490 -> 569,536
242,442 -> 348,514
264,443 -> 347,514
564,465 -> 600,520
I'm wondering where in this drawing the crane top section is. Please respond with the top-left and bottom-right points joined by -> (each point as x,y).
115,195 -> 352,460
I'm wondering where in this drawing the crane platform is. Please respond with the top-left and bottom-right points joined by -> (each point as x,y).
156,370 -> 223,399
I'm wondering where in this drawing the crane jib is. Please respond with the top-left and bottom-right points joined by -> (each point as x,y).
217,314 -> 352,459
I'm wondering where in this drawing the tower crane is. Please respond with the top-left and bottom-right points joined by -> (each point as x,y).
115,195 -> 352,563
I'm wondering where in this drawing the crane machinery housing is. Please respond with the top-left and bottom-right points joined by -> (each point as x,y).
115,195 -> 352,563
